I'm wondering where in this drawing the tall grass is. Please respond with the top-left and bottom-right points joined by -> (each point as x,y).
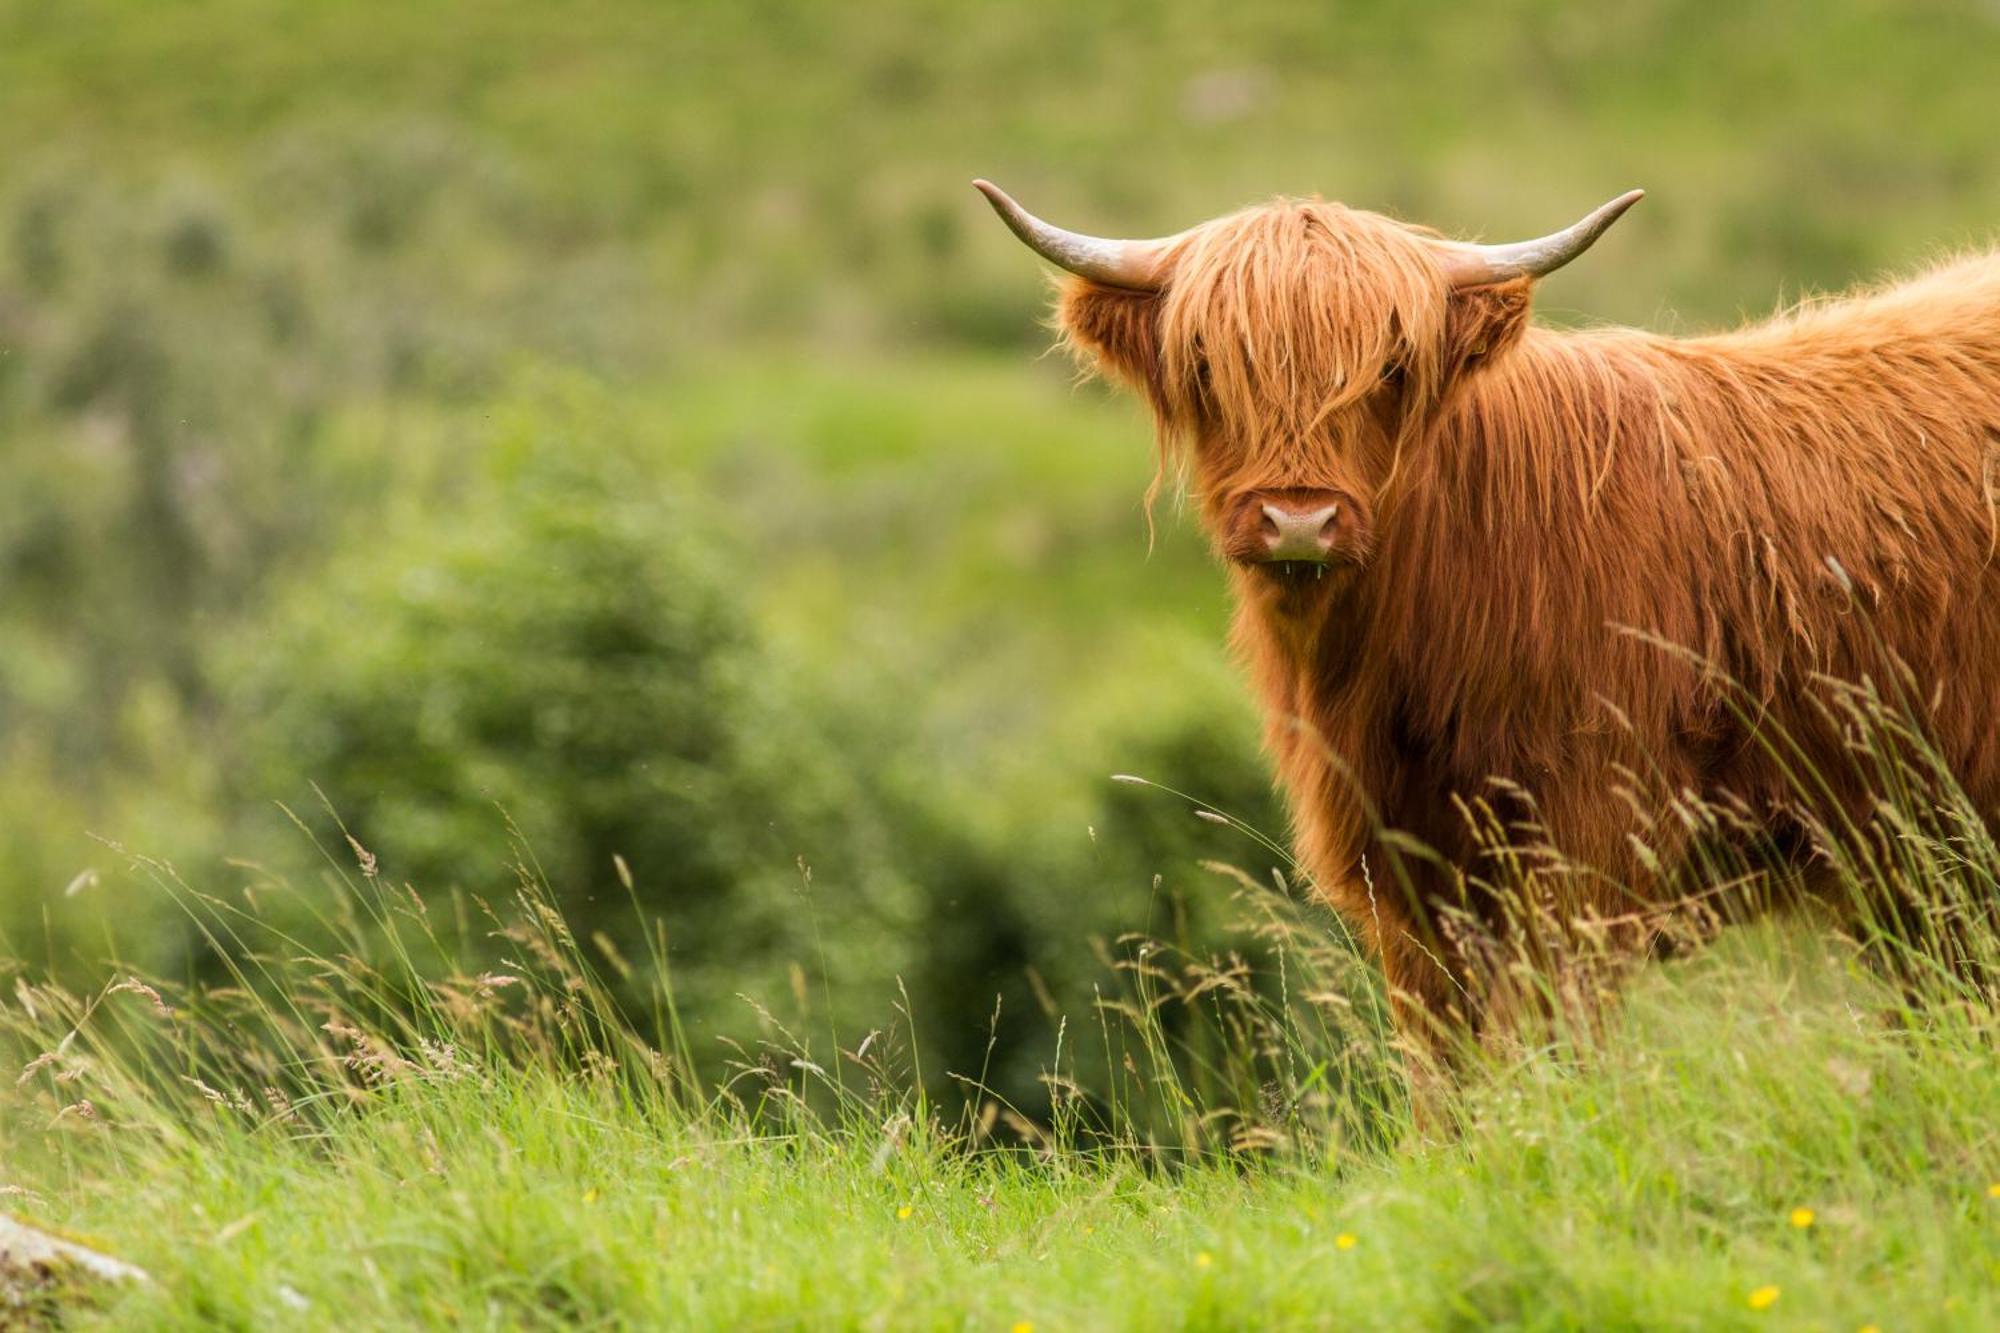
1,673 -> 1997,1327
2,802 -> 1394,1169
6,664 -> 1997,1147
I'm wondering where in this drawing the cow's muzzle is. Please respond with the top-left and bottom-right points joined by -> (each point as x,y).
1258,500 -> 1342,563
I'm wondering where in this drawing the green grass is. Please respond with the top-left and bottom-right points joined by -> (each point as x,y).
5,943 -> 1996,1329
4,823 -> 1997,1330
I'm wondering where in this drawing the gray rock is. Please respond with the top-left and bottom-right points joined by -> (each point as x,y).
0,1213 -> 147,1319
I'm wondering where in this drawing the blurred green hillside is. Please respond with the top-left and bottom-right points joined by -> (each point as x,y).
1,0 -> 1996,1109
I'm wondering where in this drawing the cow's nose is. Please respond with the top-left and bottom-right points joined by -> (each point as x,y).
1259,502 -> 1341,561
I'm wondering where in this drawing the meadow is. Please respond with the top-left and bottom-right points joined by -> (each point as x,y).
4,821 -> 1997,1329
1,1 -> 1999,1327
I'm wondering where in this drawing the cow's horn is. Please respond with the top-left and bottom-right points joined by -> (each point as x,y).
973,179 -> 1174,291
1437,189 -> 1645,287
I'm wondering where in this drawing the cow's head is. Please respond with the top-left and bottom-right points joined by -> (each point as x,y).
975,181 -> 1640,605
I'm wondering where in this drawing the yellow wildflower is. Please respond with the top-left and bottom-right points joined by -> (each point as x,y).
896,1205 -> 913,1220
1789,1207 -> 1814,1229
1194,1251 -> 1213,1269
1012,1324 -> 1034,1333
1747,1285 -> 1780,1311
1335,1233 -> 1358,1251
1987,1182 -> 2000,1199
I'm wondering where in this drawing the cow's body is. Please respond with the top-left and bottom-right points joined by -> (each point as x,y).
987,184 -> 2000,1061
1236,253 -> 2000,1037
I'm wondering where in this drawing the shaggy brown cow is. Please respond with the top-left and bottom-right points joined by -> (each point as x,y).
977,179 -> 2000,1069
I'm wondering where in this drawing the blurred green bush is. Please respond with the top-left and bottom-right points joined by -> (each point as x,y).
209,378 -> 1285,1101
217,384 -> 928,1053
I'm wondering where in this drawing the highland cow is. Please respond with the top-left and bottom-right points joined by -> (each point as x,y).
976,178 -> 2000,1070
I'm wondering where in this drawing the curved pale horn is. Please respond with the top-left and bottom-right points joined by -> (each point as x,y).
972,179 -> 1175,291
1436,189 -> 1645,287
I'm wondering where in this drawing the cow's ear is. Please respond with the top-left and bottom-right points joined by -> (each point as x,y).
1440,278 -> 1534,379
1056,279 -> 1166,402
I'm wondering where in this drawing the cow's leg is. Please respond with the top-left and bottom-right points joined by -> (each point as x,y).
1466,764 -> 1695,1054
1375,924 -> 1481,1132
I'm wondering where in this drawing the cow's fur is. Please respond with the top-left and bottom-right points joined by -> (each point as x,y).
1052,196 -> 2000,1059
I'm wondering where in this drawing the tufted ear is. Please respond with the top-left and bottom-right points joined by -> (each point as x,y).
1056,278 -> 1167,408
1439,277 -> 1535,383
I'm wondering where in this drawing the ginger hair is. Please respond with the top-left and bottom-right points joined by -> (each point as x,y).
1053,195 -> 2000,1053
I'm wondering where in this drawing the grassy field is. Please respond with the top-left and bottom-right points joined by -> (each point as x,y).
5,1 -> 2000,1327
3,862 -> 1997,1331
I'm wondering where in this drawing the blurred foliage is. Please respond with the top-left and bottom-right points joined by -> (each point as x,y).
0,0 -> 1995,1106
220,385 -> 923,1045
5,0 -> 1996,338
